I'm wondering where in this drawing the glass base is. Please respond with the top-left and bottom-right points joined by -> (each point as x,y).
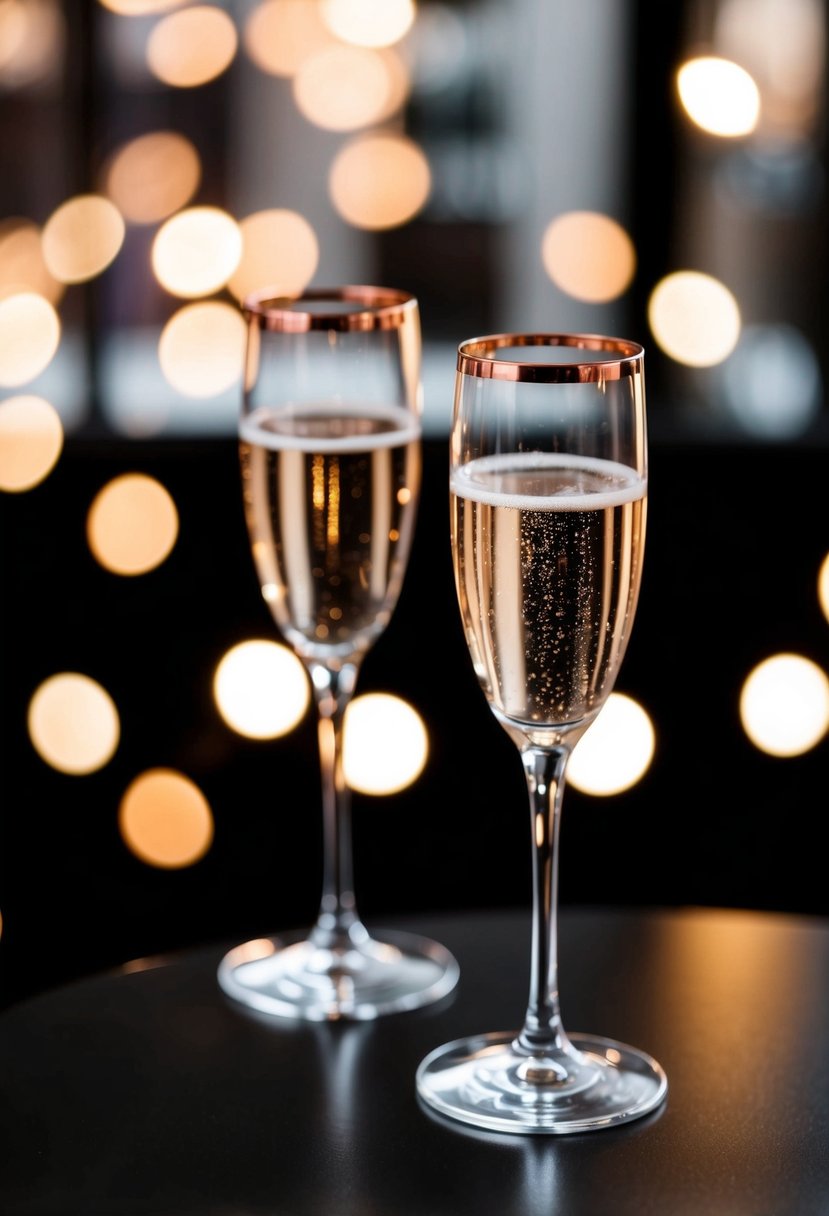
416,1030 -> 668,1135
218,927 -> 460,1021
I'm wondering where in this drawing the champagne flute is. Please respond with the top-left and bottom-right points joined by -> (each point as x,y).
218,286 -> 459,1021
416,333 -> 668,1132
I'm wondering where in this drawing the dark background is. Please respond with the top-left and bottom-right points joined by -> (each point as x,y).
2,428 -> 827,1011
2,0 -> 829,1010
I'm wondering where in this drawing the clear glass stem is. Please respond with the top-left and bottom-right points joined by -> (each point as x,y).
307,660 -> 368,952
513,745 -> 572,1075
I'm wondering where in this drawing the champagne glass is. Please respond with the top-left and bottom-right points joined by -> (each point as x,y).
218,286 -> 459,1021
416,333 -> 668,1132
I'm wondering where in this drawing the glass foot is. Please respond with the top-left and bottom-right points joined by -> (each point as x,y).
218,927 -> 460,1021
416,1030 -> 668,1135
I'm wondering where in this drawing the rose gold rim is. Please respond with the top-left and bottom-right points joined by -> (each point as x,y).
457,333 -> 644,382
242,285 -> 419,333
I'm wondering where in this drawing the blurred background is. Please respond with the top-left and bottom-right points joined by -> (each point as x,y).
2,0 -> 829,1010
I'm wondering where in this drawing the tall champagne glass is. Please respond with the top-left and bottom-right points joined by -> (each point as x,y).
416,333 -> 667,1132
218,286 -> 459,1021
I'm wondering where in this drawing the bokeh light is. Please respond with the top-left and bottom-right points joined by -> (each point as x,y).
329,133 -> 431,230
0,0 -> 31,70
0,291 -> 60,387
87,473 -> 179,575
227,209 -> 319,302
152,206 -> 242,299
715,0 -> 824,138
819,552 -> 829,626
214,639 -> 310,739
28,672 -> 120,774
648,271 -> 741,367
119,768 -> 214,869
321,0 -> 415,48
740,653 -> 829,757
242,0 -> 334,77
158,301 -> 246,397
373,46 -> 410,117
146,5 -> 238,88
41,194 -> 125,284
677,55 -> 761,137
0,219 -> 63,305
103,131 -> 201,225
541,211 -> 636,304
344,693 -> 428,794
715,323 -> 821,438
0,394 -> 63,491
404,2 -> 467,93
99,0 -> 188,13
0,0 -> 64,89
568,693 -> 656,796
293,44 -> 399,131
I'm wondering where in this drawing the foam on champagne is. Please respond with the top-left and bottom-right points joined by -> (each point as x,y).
241,402 -> 420,452
451,451 -> 646,511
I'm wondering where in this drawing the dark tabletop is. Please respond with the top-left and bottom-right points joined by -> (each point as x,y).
1,904 -> 828,1216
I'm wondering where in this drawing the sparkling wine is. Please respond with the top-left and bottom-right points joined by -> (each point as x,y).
240,403 -> 421,661
451,451 -> 647,731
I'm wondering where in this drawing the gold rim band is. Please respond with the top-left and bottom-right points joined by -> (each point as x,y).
242,285 -> 418,333
457,333 -> 644,383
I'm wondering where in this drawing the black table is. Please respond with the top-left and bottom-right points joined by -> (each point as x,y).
2,905 -> 828,1215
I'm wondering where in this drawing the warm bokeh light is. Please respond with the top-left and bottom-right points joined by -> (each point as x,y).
293,44 -> 399,131
103,131 -> 201,225
541,211 -> 636,304
373,45 -> 410,118
648,271 -> 741,368
568,693 -> 656,796
321,0 -> 415,48
242,0 -> 334,77
28,672 -> 120,775
0,394 -> 63,491
0,219 -> 63,305
0,291 -> 60,387
715,0 -> 824,138
147,5 -> 238,88
214,640 -> 310,739
344,693 -> 428,794
227,209 -> 319,302
329,133 -> 431,230
152,206 -> 242,299
41,194 -> 125,284
119,768 -> 214,869
87,473 -> 179,575
158,301 -> 246,397
740,653 -> 829,757
0,0 -> 30,69
0,0 -> 64,89
676,55 -> 761,137
97,0 -> 187,12
99,0 -> 187,13
819,553 -> 829,626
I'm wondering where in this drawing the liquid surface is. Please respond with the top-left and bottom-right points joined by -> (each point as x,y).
242,403 -> 421,662
451,452 -> 647,733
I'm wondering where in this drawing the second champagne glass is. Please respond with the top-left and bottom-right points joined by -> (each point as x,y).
218,286 -> 459,1021
416,333 -> 667,1132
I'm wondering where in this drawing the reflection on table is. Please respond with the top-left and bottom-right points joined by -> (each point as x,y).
1,905 -> 828,1215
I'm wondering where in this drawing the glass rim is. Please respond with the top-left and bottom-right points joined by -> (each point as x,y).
242,285 -> 419,333
456,333 -> 645,383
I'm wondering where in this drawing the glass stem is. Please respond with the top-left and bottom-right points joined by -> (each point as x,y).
308,660 -> 367,951
514,745 -> 571,1063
